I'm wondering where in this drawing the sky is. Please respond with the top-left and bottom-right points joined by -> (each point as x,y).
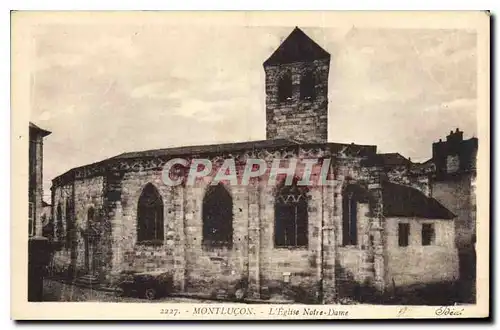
29,23 -> 478,202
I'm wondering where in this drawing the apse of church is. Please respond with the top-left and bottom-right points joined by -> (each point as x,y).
50,27 -> 462,304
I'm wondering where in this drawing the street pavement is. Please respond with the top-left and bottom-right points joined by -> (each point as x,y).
43,279 -> 215,303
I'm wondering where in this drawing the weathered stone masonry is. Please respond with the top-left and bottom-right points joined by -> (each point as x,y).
49,27 -> 463,303
265,59 -> 329,143
50,142 -> 419,303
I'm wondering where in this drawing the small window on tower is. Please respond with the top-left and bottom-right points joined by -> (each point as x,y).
300,71 -> 315,101
446,155 -> 460,173
278,72 -> 293,102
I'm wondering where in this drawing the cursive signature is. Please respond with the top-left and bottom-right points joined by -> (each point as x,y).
435,306 -> 464,316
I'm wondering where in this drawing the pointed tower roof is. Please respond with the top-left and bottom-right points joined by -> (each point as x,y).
29,122 -> 51,137
264,27 -> 330,66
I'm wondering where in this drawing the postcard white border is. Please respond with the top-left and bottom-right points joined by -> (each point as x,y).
10,10 -> 490,320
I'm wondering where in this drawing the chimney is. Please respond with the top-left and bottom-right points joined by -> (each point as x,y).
446,128 -> 463,143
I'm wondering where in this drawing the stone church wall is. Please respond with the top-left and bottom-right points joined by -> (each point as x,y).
258,184 -> 323,303
50,148 -> 391,302
73,176 -> 105,273
109,167 -> 250,295
51,176 -> 105,276
333,158 -> 386,298
52,182 -> 72,244
336,203 -> 372,281
183,182 -> 248,297
114,170 -> 181,285
51,182 -> 73,274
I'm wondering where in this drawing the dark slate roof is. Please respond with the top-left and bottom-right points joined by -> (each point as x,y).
111,138 -> 302,160
361,152 -> 412,168
378,153 -> 412,167
52,138 -> 378,185
111,139 -> 378,160
382,181 -> 455,219
29,122 -> 51,137
264,27 -> 331,66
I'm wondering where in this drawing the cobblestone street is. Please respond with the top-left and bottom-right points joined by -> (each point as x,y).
43,279 -> 215,303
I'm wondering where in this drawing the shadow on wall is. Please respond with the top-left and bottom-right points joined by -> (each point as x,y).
263,277 -> 320,304
457,244 -> 477,304
334,262 -> 470,305
385,281 -> 468,305
186,275 -> 250,301
334,262 -> 381,304
186,274 -> 321,303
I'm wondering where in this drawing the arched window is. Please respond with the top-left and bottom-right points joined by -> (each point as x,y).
202,183 -> 233,247
275,180 -> 308,247
56,203 -> 63,241
87,207 -> 95,228
137,183 -> 164,243
342,185 -> 359,246
278,72 -> 293,102
300,71 -> 316,100
65,199 -> 74,249
88,207 -> 94,221
41,213 -> 54,240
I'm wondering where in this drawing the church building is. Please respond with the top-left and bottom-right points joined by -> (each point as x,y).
50,27 -> 461,303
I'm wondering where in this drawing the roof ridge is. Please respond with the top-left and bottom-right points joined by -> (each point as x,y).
264,27 -> 330,66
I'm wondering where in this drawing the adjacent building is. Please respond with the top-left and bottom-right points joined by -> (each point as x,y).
29,122 -> 51,237
430,129 -> 477,251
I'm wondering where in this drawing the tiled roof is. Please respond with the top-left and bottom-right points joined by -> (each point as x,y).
382,181 -> 455,219
264,27 -> 331,66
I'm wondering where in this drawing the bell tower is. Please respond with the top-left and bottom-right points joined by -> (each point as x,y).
264,27 -> 331,143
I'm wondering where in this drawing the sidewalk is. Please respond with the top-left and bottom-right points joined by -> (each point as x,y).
43,277 -> 295,304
